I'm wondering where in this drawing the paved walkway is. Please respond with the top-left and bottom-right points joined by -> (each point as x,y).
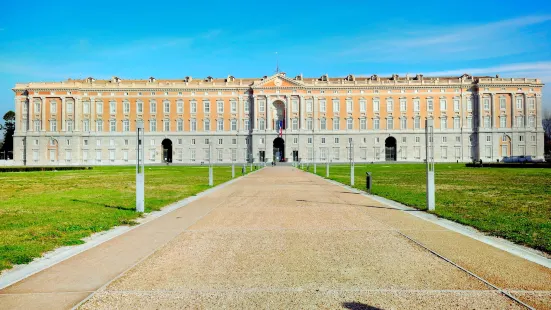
1,167 -> 550,309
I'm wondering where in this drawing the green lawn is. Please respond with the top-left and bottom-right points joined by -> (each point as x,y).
0,165 -> 245,272
304,163 -> 551,254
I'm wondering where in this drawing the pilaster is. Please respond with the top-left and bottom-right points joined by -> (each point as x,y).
491,93 -> 496,129
299,95 -> 305,130
266,95 -> 271,130
41,97 -> 46,131
61,97 -> 66,131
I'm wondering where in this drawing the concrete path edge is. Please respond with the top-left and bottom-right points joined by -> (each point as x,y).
0,167 -> 265,290
299,168 -> 551,269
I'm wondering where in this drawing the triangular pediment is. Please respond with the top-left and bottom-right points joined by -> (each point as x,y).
253,73 -> 304,88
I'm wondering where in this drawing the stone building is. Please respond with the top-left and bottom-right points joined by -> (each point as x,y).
11,72 -> 545,165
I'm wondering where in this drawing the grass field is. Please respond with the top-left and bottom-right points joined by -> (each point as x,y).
0,165 -> 246,272
306,163 -> 551,254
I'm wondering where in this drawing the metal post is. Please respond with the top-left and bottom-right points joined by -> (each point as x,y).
350,141 -> 355,186
425,119 -> 435,211
136,121 -> 145,212
232,163 -> 235,178
209,141 -> 213,186
366,172 -> 372,194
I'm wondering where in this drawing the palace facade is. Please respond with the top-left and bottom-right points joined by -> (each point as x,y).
11,72 -> 545,165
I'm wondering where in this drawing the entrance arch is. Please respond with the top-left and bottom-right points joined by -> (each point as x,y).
273,137 -> 285,162
385,137 -> 397,161
162,138 -> 173,163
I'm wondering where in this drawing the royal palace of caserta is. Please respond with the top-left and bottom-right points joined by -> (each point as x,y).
11,72 -> 544,165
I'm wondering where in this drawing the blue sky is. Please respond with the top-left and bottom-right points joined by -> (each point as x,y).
1,0 -> 550,117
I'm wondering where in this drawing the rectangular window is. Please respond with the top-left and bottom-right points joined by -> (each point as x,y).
485,145 -> 492,158
83,119 -> 90,132
441,117 -> 447,129
484,116 -> 490,129
190,149 -> 196,161
96,120 -> 103,132
292,119 -> 298,131
231,148 -> 237,161
244,119 -> 250,131
347,118 -> 353,130
51,101 -> 57,113
360,118 -> 366,130
529,98 -> 535,110
66,120 -> 73,131
374,118 -> 380,130
333,118 -> 340,130
414,117 -> 420,129
319,99 -> 326,112
415,136 -> 420,143
400,99 -> 407,112
110,120 -> 116,132
164,120 -> 170,131
190,119 -> 197,131
500,97 -> 506,110
191,101 -> 197,113
204,101 -> 210,113
123,120 -> 130,132
516,116 -> 524,127
359,100 -> 366,112
484,98 -> 490,110
529,116 -> 535,128
177,119 -> 183,131
217,101 -> 224,113
346,99 -> 353,113
453,99 -> 460,111
67,101 -> 74,114
333,147 -> 340,160
244,99 -> 250,113
400,118 -> 407,129
110,101 -> 116,114
307,137 -> 312,144
467,117 -> 473,129
467,98 -> 472,111
293,137 -> 298,144
258,118 -> 265,130
454,117 -> 460,129
292,99 -> 298,112
96,150 -> 101,162
486,135 -> 491,142
50,120 -> 57,131
320,118 -> 327,130
427,99 -> 433,111
386,99 -> 393,112
332,99 -> 340,112
163,101 -> 170,113
321,137 -> 326,144
204,119 -> 210,131
259,100 -> 265,113
96,101 -> 103,114
307,118 -> 313,130
150,120 -> 156,132
306,99 -> 313,112
516,98 -> 522,109
231,119 -> 237,131
177,100 -> 183,113
442,136 -> 447,143
217,119 -> 224,131
441,147 -> 447,159
334,137 -> 339,144
414,99 -> 420,112
387,118 -> 393,130
500,117 -> 506,128
217,149 -> 223,161
231,101 -> 237,113
150,101 -> 157,113
440,99 -> 447,111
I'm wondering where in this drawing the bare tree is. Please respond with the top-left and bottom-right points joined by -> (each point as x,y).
543,109 -> 551,160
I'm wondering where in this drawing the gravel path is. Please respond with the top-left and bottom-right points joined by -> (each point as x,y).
79,167 -> 550,309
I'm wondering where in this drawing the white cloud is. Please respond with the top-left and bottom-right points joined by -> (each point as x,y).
334,15 -> 551,63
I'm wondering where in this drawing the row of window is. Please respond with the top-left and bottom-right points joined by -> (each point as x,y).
24,114 -> 537,133
26,96 -> 537,116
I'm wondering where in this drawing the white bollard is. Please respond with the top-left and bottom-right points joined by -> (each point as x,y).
209,166 -> 213,186
314,163 -> 317,174
232,164 -> 235,178
427,170 -> 435,211
350,164 -> 355,186
326,162 -> 329,177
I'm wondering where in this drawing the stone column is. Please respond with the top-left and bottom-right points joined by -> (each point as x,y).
61,97 -> 66,131
299,95 -> 305,130
313,96 -> 317,132
41,97 -> 46,131
510,93 -> 515,128
28,96 -> 34,132
253,95 -> 258,131
536,94 -> 542,129
266,95 -> 271,130
478,93 -> 483,129
285,96 -> 290,130
523,93 -> 528,128
491,93 -> 496,129
74,97 -> 80,131
90,97 -> 96,132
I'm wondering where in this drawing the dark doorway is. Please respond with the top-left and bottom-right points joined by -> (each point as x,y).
385,137 -> 397,161
259,150 -> 265,162
162,139 -> 173,163
273,137 -> 285,162
292,150 -> 299,162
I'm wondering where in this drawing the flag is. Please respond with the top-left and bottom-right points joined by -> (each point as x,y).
279,121 -> 283,137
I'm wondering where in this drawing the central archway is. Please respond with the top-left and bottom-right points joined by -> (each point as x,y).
162,138 -> 173,163
385,137 -> 397,161
273,137 -> 285,162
